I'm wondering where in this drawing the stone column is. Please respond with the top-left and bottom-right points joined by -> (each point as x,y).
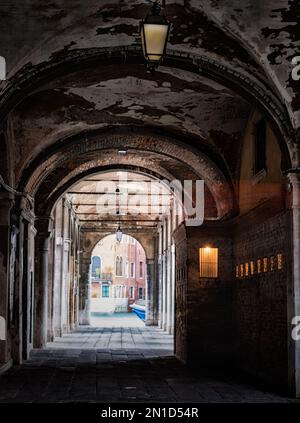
0,193 -> 14,370
60,198 -> 71,334
166,216 -> 172,333
166,248 -> 172,333
34,217 -> 52,349
162,219 -> 168,330
11,213 -> 22,365
22,218 -> 36,360
145,259 -> 155,325
170,243 -> 176,335
157,226 -> 163,328
79,258 -> 91,325
287,172 -> 300,397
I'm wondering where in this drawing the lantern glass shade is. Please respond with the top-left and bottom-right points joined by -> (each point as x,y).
141,9 -> 170,66
116,227 -> 123,243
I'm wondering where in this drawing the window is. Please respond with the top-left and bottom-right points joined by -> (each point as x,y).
115,285 -> 125,298
199,247 -> 218,278
277,253 -> 283,270
102,285 -> 109,298
116,256 -> 123,277
254,119 -> 267,174
235,265 -> 239,278
139,261 -> 144,278
240,263 -> 244,278
138,287 -> 143,300
270,256 -> 275,271
91,256 -> 101,278
263,257 -> 268,273
245,262 -> 249,277
250,261 -> 255,275
130,286 -> 134,299
257,259 -> 262,274
130,262 -> 135,278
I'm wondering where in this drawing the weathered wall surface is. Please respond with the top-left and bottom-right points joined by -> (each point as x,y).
233,209 -> 291,393
239,111 -> 285,215
174,223 -> 233,367
185,225 -> 234,367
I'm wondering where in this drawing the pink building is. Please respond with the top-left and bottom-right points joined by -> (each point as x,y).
90,234 -> 146,311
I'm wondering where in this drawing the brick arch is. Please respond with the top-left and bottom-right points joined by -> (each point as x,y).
0,47 -> 294,171
86,232 -> 150,263
19,128 -> 234,221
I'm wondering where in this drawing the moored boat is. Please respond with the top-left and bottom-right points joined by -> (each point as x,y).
129,300 -> 146,321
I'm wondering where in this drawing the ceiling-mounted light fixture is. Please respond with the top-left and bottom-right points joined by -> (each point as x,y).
116,225 -> 123,243
140,0 -> 170,72
115,187 -> 123,242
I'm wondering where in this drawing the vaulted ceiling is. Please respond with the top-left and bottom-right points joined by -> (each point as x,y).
0,0 -> 298,221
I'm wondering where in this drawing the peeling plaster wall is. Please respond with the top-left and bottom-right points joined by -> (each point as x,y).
0,0 -> 298,128
192,0 -> 300,126
12,65 -> 250,182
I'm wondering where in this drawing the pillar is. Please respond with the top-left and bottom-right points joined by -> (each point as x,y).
79,258 -> 91,325
0,192 -> 14,370
166,216 -> 172,333
170,243 -> 176,335
22,216 -> 36,360
162,219 -> 168,330
157,225 -> 163,328
287,172 -> 300,397
145,259 -> 155,325
34,217 -> 52,348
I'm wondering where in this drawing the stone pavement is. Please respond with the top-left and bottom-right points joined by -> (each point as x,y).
47,325 -> 174,350
0,326 -> 298,403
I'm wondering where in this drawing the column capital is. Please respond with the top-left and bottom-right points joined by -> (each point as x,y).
21,208 -> 35,225
35,216 -> 54,245
286,171 -> 300,209
286,170 -> 300,186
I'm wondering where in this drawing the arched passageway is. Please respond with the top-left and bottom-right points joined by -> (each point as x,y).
43,169 -> 179,352
0,0 -> 300,403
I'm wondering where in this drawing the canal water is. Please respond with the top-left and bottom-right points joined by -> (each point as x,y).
90,311 -> 145,327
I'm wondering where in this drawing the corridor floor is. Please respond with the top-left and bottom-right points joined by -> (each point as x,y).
0,326 -> 298,403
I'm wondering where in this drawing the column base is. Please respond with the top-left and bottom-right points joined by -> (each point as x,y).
0,359 -> 13,375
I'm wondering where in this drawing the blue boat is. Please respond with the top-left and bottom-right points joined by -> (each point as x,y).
129,301 -> 146,321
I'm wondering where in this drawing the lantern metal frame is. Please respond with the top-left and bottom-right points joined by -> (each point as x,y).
140,1 -> 170,72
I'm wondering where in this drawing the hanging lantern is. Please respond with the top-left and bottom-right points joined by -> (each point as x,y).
140,1 -> 170,71
116,226 -> 123,243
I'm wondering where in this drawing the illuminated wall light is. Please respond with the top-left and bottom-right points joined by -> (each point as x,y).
240,263 -> 244,278
199,246 -> 218,278
277,253 -> 283,270
257,259 -> 262,274
250,260 -> 255,275
263,257 -> 268,273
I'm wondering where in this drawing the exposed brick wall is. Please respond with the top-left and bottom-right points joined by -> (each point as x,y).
185,225 -> 234,367
174,224 -> 188,363
174,223 -> 234,367
233,209 -> 291,392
